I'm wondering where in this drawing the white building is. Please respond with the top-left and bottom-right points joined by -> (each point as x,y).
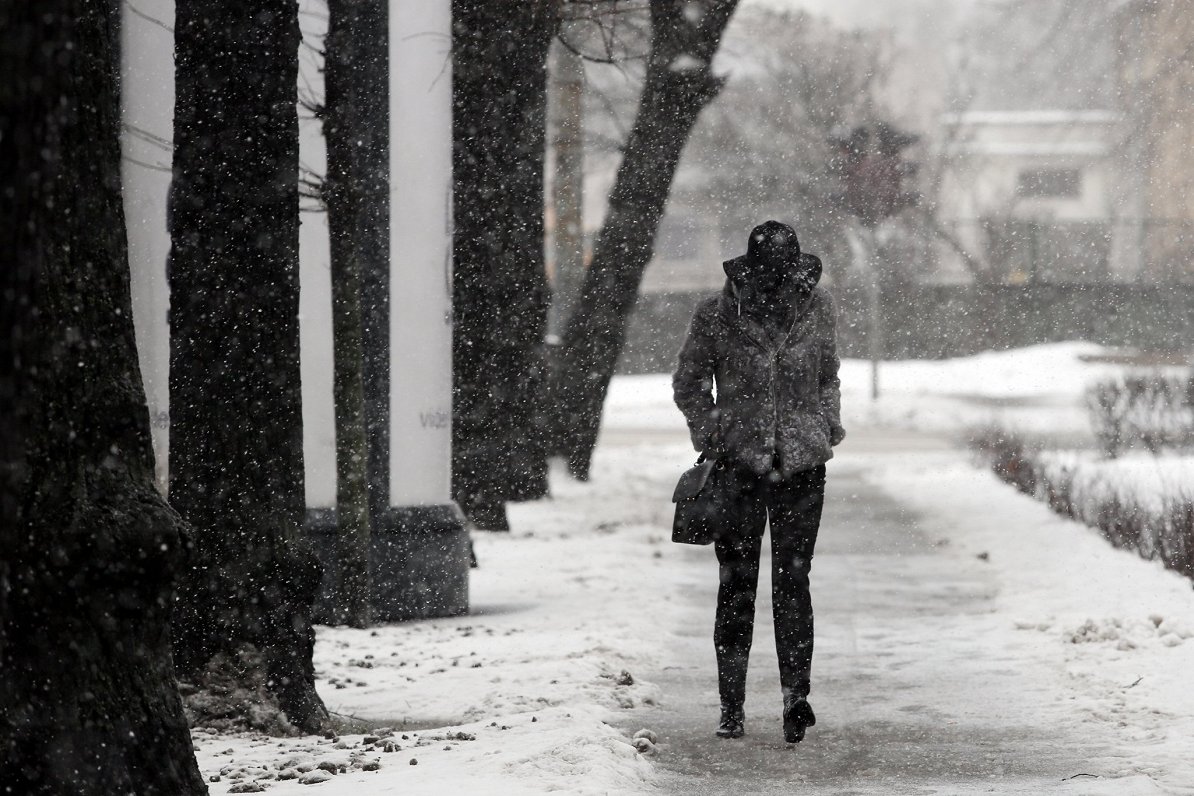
935,110 -> 1130,283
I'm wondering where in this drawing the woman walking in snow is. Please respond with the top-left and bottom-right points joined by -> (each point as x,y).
672,220 -> 845,743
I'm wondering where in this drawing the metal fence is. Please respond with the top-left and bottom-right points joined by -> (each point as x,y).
618,283 -> 1194,374
938,218 -> 1194,284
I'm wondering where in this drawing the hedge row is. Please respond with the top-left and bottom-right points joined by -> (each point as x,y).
1086,373 -> 1194,458
971,428 -> 1194,582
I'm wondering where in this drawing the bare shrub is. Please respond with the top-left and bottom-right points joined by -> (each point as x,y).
970,426 -> 1194,585
1157,496 -> 1194,580
1085,372 -> 1194,458
969,426 -> 1041,495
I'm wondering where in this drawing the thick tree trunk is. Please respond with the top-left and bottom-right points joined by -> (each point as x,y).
324,0 -> 387,628
169,0 -> 328,733
552,0 -> 739,480
452,1 -> 558,528
0,3 -> 206,792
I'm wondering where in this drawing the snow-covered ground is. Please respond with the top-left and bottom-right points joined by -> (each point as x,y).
874,454 -> 1194,795
193,343 -> 1194,794
606,341 -> 1166,440
193,443 -> 684,795
1037,450 -> 1194,511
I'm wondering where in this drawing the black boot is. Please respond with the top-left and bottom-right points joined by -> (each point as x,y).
782,696 -> 815,743
715,704 -> 745,738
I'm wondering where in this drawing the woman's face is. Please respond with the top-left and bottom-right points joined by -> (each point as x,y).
751,259 -> 788,294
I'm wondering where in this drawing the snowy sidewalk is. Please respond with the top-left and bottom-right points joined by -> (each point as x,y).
619,431 -> 1194,795
193,358 -> 1194,794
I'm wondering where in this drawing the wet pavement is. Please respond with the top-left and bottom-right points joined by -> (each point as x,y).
617,431 -> 1110,795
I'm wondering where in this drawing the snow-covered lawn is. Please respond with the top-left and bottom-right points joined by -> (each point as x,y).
193,343 -> 1194,793
976,445 -> 1194,594
873,455 -> 1194,795
607,341 -> 1171,440
1037,450 -> 1194,511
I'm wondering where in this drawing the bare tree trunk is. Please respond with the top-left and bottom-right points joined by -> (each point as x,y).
324,0 -> 386,628
452,0 -> 558,528
0,3 -> 206,792
552,0 -> 739,479
169,0 -> 328,734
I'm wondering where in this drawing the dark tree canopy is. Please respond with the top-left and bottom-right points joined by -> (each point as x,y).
169,0 -> 327,733
0,2 -> 205,792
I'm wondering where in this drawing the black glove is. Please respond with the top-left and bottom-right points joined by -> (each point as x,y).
829,425 -> 846,447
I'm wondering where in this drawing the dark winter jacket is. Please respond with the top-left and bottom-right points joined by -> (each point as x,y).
672,281 -> 845,479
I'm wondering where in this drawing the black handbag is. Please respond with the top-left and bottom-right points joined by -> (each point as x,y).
671,454 -> 738,545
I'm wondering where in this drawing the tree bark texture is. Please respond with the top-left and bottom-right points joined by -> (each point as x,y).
552,0 -> 739,479
169,0 -> 328,733
452,1 -> 559,524
324,0 -> 388,628
0,3 -> 206,792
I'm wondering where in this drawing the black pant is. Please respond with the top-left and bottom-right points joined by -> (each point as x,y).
714,464 -> 826,708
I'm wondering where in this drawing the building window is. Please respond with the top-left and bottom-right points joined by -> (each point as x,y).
982,217 -> 1110,282
1017,168 -> 1081,198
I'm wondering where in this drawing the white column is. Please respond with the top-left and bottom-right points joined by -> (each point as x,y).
297,2 -> 337,508
120,0 -> 175,490
121,1 -> 338,506
389,0 -> 454,506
